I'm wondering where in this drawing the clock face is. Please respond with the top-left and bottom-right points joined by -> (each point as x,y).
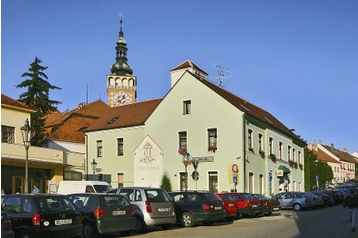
113,92 -> 131,106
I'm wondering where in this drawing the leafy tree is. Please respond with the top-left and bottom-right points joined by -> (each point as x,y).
159,170 -> 172,192
16,57 -> 61,145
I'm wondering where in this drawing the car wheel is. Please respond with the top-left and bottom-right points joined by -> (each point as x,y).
202,221 -> 214,226
160,224 -> 173,230
16,230 -> 31,238
134,216 -> 147,233
181,212 -> 195,228
293,203 -> 302,211
83,222 -> 98,238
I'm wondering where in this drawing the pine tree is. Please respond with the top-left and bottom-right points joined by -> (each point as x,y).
16,57 -> 62,145
160,171 -> 172,192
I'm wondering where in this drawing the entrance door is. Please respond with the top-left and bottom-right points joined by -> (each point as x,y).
12,176 -> 24,194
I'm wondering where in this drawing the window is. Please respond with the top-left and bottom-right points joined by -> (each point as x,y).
117,173 -> 124,188
64,171 -> 82,180
269,137 -> 273,154
183,100 -> 191,115
208,128 -> 217,151
298,151 -> 301,164
179,131 -> 187,149
179,172 -> 187,191
97,140 -> 103,157
248,129 -> 253,150
292,148 -> 295,162
208,171 -> 218,193
288,146 -> 291,160
258,133 -> 262,151
117,138 -> 124,156
1,126 -> 14,143
279,142 -> 283,160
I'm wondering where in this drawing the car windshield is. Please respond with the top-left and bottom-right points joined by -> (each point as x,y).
220,194 -> 234,201
145,189 -> 171,202
94,185 -> 111,193
241,193 -> 256,200
37,196 -> 76,213
204,193 -> 222,202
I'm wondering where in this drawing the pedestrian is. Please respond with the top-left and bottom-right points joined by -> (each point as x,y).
1,188 -> 5,195
343,189 -> 358,232
31,185 -> 40,194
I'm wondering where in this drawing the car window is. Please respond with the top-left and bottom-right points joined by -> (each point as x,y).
23,198 -> 32,213
145,189 -> 170,202
204,193 -> 221,202
37,197 -> 75,212
3,197 -> 21,213
72,195 -> 90,207
295,193 -> 303,198
241,193 -> 256,200
170,194 -> 184,202
134,190 -> 142,201
85,185 -> 95,193
231,194 -> 243,201
119,189 -> 134,201
221,194 -> 234,201
94,185 -> 111,193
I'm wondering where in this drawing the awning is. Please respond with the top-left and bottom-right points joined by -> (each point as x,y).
278,165 -> 291,175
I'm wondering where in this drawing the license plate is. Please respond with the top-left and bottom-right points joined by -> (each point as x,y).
112,210 -> 126,215
214,206 -> 222,210
229,204 -> 234,207
158,208 -> 169,212
55,219 -> 72,225
273,207 -> 279,210
252,205 -> 257,207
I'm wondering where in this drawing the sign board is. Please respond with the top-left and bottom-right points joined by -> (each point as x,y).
276,170 -> 283,177
269,171 -> 273,181
233,173 -> 238,184
192,171 -> 199,181
232,164 -> 238,173
193,156 -> 214,162
192,160 -> 199,170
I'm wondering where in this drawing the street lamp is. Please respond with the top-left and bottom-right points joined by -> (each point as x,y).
20,118 -> 33,194
91,159 -> 97,181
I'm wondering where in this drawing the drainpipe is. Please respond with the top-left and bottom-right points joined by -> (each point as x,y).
85,134 -> 88,180
243,114 -> 247,193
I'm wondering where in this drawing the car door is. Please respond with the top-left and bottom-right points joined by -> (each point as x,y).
277,193 -> 293,208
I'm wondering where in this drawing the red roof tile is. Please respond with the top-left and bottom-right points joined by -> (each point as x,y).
1,94 -> 34,111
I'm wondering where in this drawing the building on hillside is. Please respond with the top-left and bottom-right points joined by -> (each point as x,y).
1,94 -> 85,194
307,142 -> 358,183
85,62 -> 306,195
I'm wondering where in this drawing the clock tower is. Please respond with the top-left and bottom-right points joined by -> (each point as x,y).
107,16 -> 137,107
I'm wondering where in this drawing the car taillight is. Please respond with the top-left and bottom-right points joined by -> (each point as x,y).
32,214 -> 41,227
94,208 -> 105,217
130,206 -> 134,215
203,203 -> 210,212
3,213 -> 11,230
304,199 -> 309,204
263,202 -> 268,206
145,201 -> 152,213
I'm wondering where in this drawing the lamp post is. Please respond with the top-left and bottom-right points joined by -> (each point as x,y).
91,159 -> 97,181
20,119 -> 33,194
179,148 -> 192,192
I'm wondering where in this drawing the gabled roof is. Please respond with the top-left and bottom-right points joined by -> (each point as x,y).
312,148 -> 340,164
44,100 -> 110,143
170,59 -> 208,75
1,94 -> 35,112
85,98 -> 163,132
321,144 -> 358,163
188,72 -> 304,143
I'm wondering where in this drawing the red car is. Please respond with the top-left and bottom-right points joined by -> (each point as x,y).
228,192 -> 262,218
216,193 -> 238,221
252,193 -> 281,216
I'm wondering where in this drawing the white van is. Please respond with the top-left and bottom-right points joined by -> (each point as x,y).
57,181 -> 111,194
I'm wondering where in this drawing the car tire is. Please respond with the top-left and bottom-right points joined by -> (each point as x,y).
16,230 -> 31,238
202,221 -> 214,226
293,203 -> 302,211
82,222 -> 98,238
181,212 -> 195,228
134,216 -> 147,233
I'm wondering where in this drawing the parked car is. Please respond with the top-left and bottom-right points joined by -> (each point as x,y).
108,187 -> 176,233
304,192 -> 325,208
251,193 -> 281,216
168,190 -> 226,227
227,192 -> 262,218
1,211 -> 14,238
68,193 -> 136,238
311,190 -> 334,207
2,194 -> 82,238
325,190 -> 344,204
216,193 -> 238,221
273,192 -> 314,211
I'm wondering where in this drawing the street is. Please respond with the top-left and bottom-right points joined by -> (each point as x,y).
111,205 -> 357,238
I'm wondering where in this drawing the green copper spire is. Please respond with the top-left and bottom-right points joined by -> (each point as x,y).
110,14 -> 133,76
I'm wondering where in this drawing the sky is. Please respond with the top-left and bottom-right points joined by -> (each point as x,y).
1,1 -> 357,153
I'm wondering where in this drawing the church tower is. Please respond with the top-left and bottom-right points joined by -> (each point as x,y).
107,16 -> 137,107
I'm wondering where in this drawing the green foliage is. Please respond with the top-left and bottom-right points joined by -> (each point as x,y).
159,170 -> 172,192
16,57 -> 62,145
305,148 -> 334,191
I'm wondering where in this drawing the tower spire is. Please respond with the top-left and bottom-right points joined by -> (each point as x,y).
110,13 -> 133,76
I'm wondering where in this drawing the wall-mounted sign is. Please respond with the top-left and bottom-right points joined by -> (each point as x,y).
276,170 -> 283,177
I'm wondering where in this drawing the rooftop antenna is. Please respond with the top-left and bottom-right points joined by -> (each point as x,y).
211,64 -> 233,87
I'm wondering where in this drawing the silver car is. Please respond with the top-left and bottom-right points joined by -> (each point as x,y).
108,187 -> 176,233
273,192 -> 315,211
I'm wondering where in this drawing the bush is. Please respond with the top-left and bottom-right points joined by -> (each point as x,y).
159,170 -> 172,192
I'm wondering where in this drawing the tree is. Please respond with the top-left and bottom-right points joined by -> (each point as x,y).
16,57 -> 62,145
159,170 -> 172,192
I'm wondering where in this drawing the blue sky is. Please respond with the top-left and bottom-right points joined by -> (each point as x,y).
2,1 -> 357,153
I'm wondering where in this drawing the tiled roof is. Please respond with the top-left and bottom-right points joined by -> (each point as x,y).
170,59 -> 208,75
191,72 -> 304,144
322,145 -> 358,163
85,98 -> 163,132
45,100 -> 110,143
313,149 -> 340,164
1,94 -> 34,111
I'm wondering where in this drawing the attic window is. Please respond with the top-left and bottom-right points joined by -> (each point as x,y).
107,117 -> 119,125
78,127 -> 87,132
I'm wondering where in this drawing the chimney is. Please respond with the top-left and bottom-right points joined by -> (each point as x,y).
343,148 -> 348,153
